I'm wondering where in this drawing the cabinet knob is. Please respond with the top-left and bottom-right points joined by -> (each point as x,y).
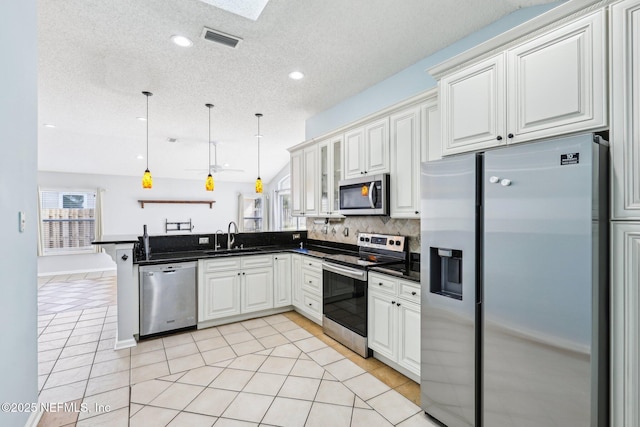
360,171 -> 364,174
121,254 -> 128,261
411,291 -> 417,296
309,263 -> 313,266
242,272 -> 245,275
415,211 -> 419,214
308,303 -> 312,306
275,257 -> 278,260
238,273 -> 241,275
508,133 -> 514,139
397,302 -> 401,307
379,282 -> 383,286
496,135 -> 503,141
391,300 -> 396,305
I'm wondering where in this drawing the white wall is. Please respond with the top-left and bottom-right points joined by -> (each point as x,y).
38,172 -> 255,236
0,0 -> 38,425
305,2 -> 564,139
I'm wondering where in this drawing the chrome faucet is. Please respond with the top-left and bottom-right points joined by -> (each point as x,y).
227,221 -> 238,249
214,229 -> 224,251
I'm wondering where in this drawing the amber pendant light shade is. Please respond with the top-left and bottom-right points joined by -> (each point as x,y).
141,91 -> 153,189
205,104 -> 215,191
255,113 -> 263,194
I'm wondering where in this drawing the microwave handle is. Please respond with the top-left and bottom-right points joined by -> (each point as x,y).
368,181 -> 376,208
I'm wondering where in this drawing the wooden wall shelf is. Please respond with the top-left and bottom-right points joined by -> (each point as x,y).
138,200 -> 215,209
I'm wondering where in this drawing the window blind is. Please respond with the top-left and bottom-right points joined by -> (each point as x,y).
40,190 -> 96,255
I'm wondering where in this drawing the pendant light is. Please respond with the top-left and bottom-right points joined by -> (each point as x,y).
141,91 -> 153,189
255,113 -> 263,194
205,104 -> 215,191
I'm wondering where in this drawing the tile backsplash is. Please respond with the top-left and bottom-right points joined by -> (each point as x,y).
306,216 -> 420,253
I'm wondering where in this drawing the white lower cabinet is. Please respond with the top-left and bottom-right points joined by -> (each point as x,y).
293,255 -> 323,324
241,267 -> 273,313
199,268 -> 241,320
198,255 -> 273,323
273,254 -> 292,308
368,272 -> 420,379
612,222 -> 640,427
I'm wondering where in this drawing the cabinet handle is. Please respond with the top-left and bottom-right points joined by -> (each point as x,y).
411,291 -> 417,296
496,135 -> 503,141
508,133 -> 514,139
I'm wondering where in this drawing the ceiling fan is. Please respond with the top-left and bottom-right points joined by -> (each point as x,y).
185,140 -> 245,173
185,103 -> 244,174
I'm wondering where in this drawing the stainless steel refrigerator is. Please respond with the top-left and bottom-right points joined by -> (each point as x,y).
420,134 -> 608,427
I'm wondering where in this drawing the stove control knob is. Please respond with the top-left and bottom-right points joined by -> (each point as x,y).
359,237 -> 365,242
365,238 -> 370,242
388,240 -> 395,246
395,240 -> 402,246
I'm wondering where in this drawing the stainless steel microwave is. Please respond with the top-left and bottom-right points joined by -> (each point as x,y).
338,174 -> 390,215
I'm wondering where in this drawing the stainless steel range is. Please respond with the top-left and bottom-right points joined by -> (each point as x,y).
322,233 -> 408,358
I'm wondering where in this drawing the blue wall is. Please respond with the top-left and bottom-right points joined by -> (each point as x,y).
306,2 -> 564,140
0,0 -> 39,426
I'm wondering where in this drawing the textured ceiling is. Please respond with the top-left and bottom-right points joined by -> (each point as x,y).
37,0 -> 557,184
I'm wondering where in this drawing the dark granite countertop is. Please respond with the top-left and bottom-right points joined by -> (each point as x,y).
370,265 -> 421,283
135,244 -> 335,266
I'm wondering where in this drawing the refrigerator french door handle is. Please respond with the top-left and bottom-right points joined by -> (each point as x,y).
368,181 -> 377,208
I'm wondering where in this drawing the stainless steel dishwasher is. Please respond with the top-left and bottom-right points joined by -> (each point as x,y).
139,261 -> 197,337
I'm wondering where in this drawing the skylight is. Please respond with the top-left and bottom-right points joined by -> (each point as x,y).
197,0 -> 269,21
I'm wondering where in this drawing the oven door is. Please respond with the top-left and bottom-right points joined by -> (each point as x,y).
322,262 -> 368,336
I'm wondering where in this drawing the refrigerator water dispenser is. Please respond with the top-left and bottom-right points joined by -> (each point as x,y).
430,247 -> 463,300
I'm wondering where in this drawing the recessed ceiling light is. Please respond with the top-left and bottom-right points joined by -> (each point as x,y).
136,117 -> 146,121
136,155 -> 144,160
171,35 -> 193,47
43,123 -> 56,128
288,71 -> 304,80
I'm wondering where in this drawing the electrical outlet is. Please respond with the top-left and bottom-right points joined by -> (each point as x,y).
199,237 -> 209,244
292,233 -> 300,240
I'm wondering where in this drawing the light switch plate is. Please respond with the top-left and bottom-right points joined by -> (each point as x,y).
199,237 -> 209,244
19,211 -> 26,233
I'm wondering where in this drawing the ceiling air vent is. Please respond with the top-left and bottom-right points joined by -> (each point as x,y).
201,27 -> 242,48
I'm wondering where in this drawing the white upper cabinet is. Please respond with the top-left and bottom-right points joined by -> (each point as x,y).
507,9 -> 606,141
390,105 -> 421,218
344,117 -> 390,179
290,145 -> 318,217
290,149 -> 304,216
318,136 -> 343,217
440,54 -> 506,155
612,0 -> 640,219
440,9 -> 606,156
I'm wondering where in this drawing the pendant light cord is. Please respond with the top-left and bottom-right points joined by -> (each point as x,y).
146,94 -> 149,170
256,113 -> 262,178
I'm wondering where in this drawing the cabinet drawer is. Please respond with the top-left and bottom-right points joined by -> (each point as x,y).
302,291 -> 322,315
368,273 -> 397,295
202,257 -> 241,272
301,270 -> 322,294
241,254 -> 273,268
301,256 -> 323,273
399,280 -> 421,304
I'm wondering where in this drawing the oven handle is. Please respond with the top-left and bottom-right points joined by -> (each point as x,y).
322,262 -> 367,281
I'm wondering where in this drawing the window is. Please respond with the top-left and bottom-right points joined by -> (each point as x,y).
274,175 -> 305,231
40,190 -> 96,255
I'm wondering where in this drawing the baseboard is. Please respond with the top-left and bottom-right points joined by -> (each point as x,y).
24,410 -> 43,427
113,331 -> 137,350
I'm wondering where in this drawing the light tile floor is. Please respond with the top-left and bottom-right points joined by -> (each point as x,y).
37,275 -> 437,427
